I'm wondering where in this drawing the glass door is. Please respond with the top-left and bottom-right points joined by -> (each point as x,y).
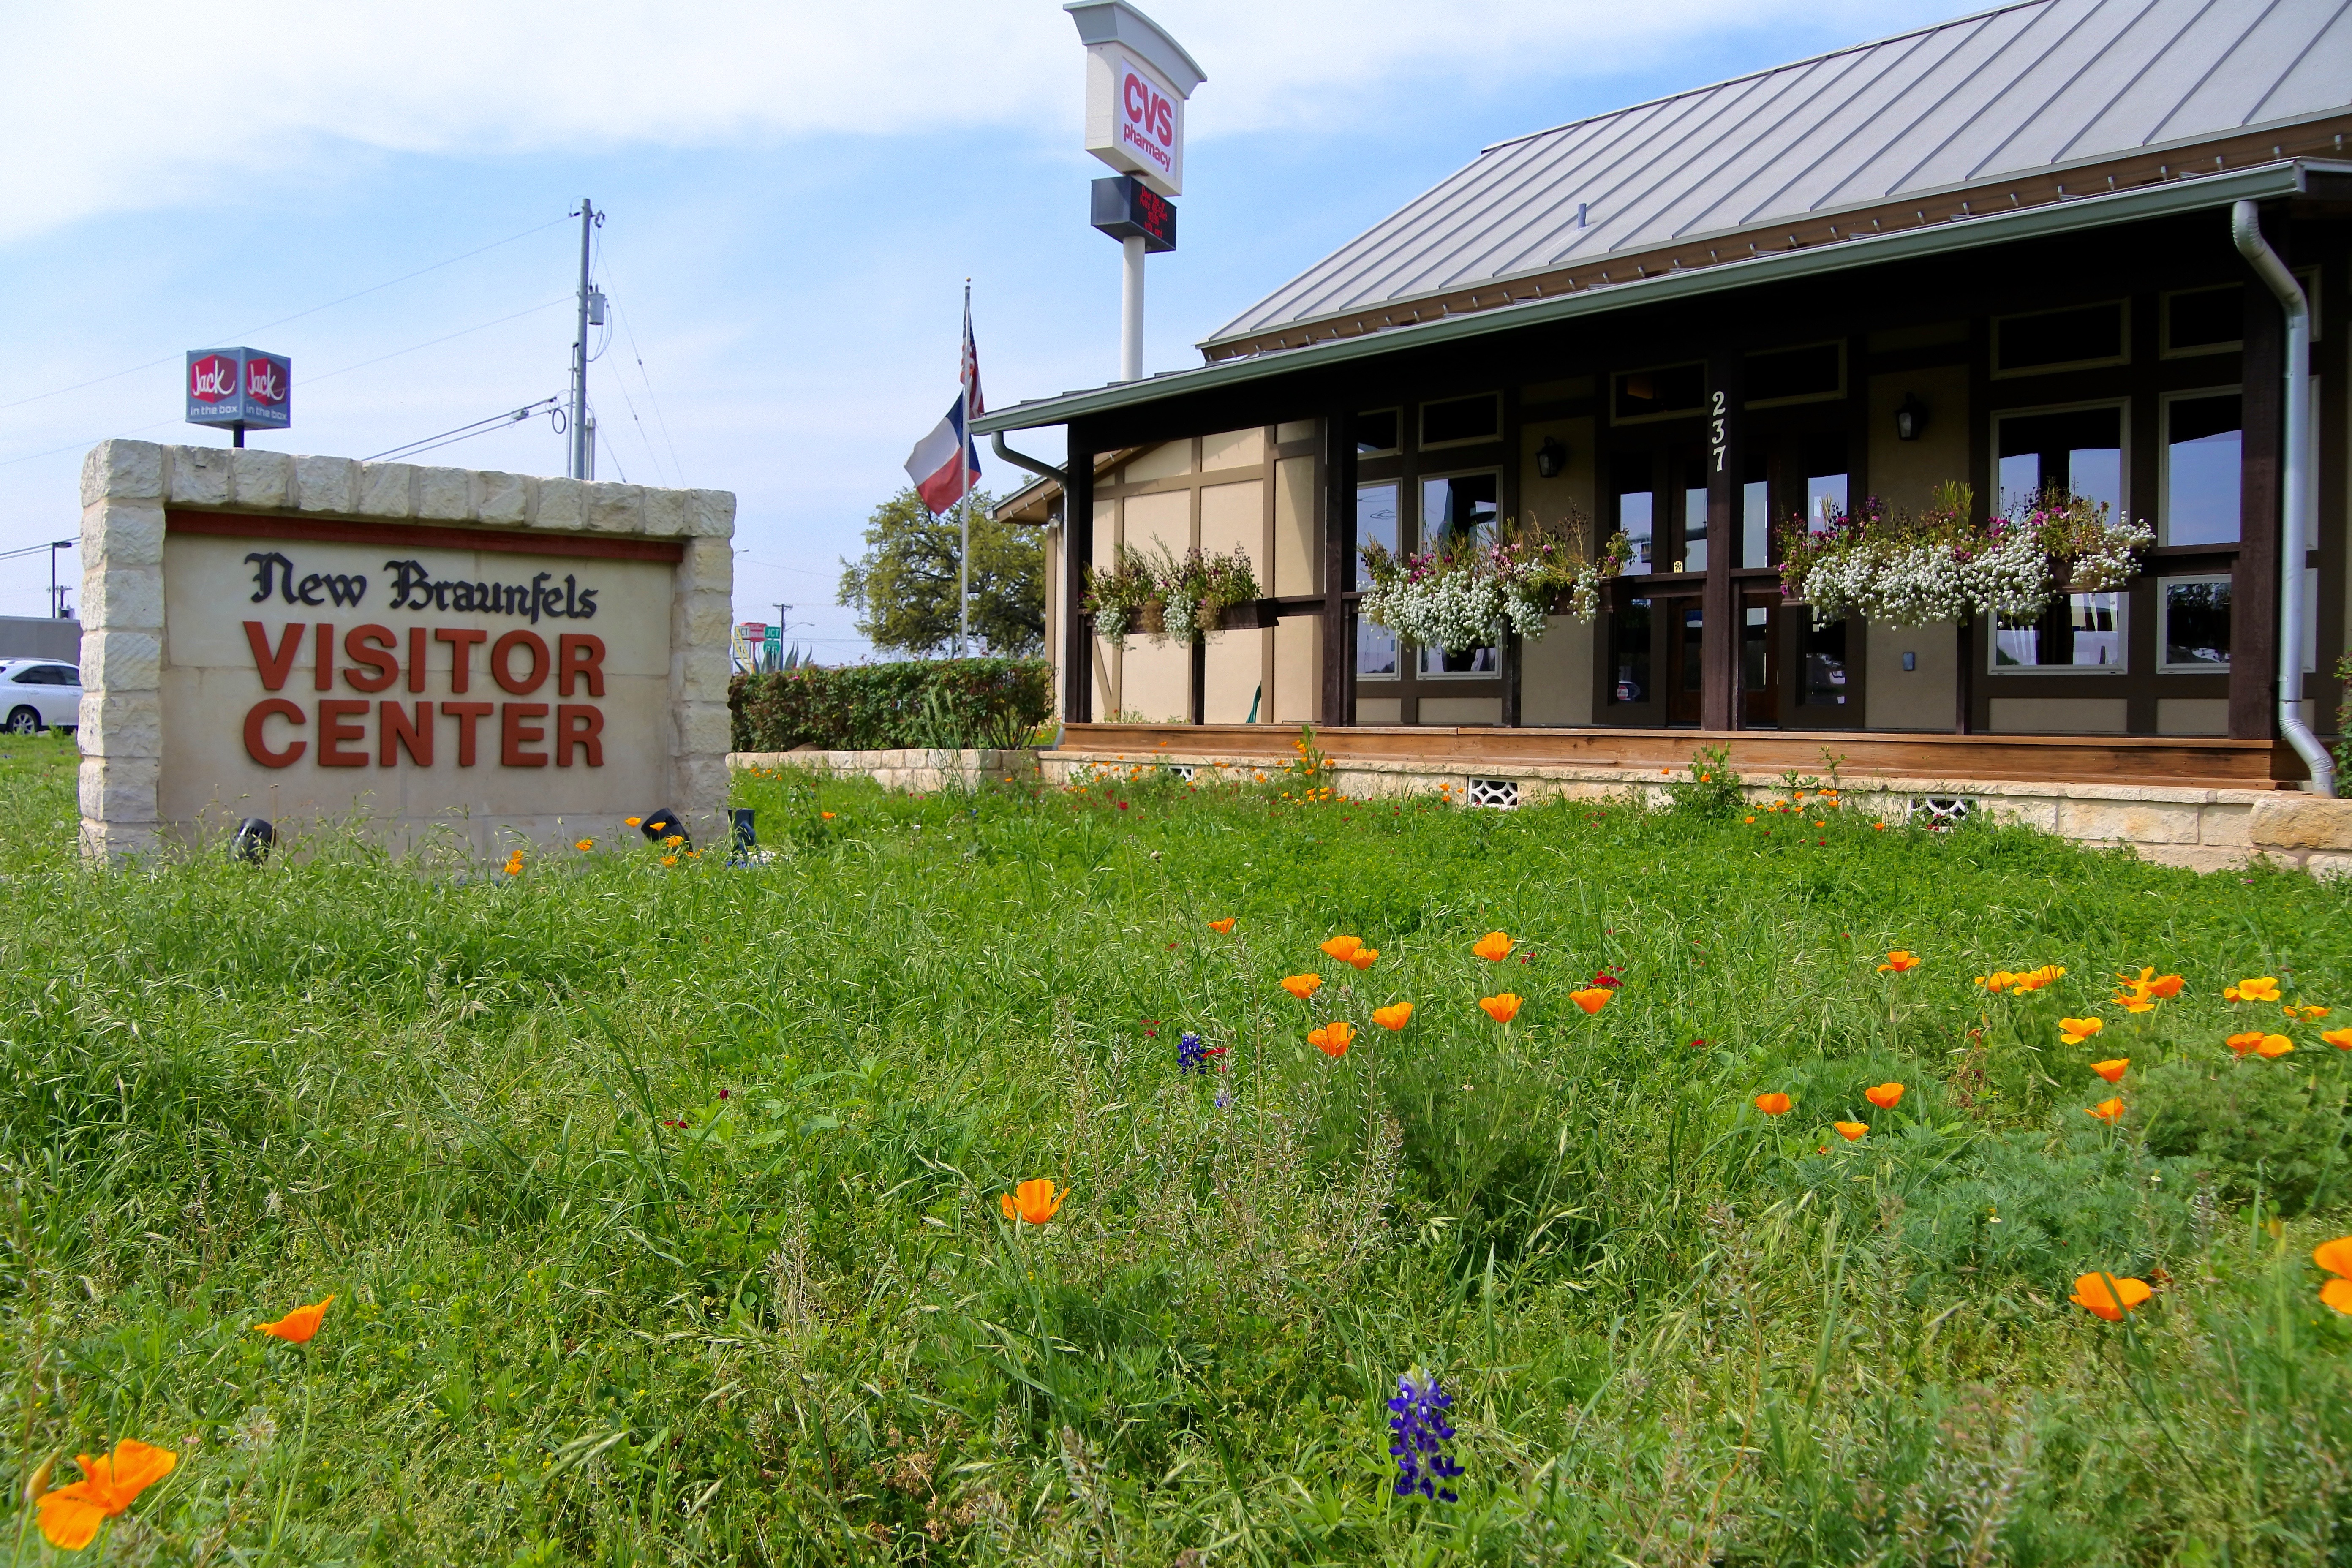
1666,597 -> 1704,727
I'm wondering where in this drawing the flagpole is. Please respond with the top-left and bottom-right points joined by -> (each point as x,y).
958,282 -> 973,660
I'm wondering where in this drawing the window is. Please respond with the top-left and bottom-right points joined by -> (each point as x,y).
1743,342 -> 1843,406
1800,619 -> 1850,706
1993,301 -> 2128,376
1612,362 -> 1705,422
1680,457 -> 1707,573
1995,405 -> 2123,516
2160,577 -> 2231,671
1615,473 -> 1655,575
1610,599 -> 1652,704
1420,394 -> 1499,448
1802,433 -> 1848,530
11,665 -> 72,686
2163,286 -> 2240,357
1356,481 -> 1399,676
2161,392 -> 2240,545
1741,457 -> 1770,567
1354,409 -> 1400,455
1420,472 -> 1500,673
1993,592 -> 2125,671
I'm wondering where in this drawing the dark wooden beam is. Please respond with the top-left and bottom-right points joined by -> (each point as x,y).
1063,441 -> 1095,724
1320,411 -> 1356,725
2233,260 -> 2285,739
1703,346 -> 1740,730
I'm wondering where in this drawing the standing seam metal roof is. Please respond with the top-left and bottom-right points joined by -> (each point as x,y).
1203,0 -> 2352,348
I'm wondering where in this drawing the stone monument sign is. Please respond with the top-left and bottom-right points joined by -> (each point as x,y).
78,441 -> 734,857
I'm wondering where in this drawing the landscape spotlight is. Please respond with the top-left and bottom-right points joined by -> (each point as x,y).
1895,392 -> 1929,441
231,817 -> 275,864
639,808 -> 688,849
1535,436 -> 1568,478
729,808 -> 757,866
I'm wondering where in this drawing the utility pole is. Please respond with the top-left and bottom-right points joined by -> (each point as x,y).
49,540 -> 73,619
569,199 -> 603,481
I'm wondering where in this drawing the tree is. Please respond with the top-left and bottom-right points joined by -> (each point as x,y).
836,486 -> 1045,658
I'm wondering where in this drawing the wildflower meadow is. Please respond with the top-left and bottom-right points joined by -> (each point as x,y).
5,732 -> 2352,1563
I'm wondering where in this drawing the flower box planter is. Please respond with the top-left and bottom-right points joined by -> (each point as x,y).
1214,598 -> 1284,632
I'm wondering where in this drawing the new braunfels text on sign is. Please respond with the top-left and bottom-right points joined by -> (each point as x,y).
234,551 -> 609,772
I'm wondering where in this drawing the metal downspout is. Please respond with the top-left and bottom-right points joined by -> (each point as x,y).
990,432 -> 1068,489
2232,198 -> 2336,796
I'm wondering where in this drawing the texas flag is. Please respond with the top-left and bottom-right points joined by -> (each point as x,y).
904,296 -> 984,514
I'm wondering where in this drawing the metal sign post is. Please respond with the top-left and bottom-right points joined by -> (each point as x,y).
1067,2 -> 1203,383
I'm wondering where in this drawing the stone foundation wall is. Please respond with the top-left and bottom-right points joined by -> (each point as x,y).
732,748 -> 1040,794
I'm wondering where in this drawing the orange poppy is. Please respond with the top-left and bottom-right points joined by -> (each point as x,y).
1348,948 -> 1380,970
574,838 -> 594,851
661,855 -> 678,868
2147,973 -> 2184,999
1472,931 -> 1514,962
1279,974 -> 1323,1000
820,811 -> 837,820
1976,970 -> 2019,991
1833,1121 -> 1868,1141
625,816 -> 643,827
999,1179 -> 1065,1225
1320,935 -> 1364,961
1568,986 -> 1612,1014
1753,1092 -> 1792,1116
1478,994 -> 1523,1024
2058,1017 -> 2104,1046
2224,977 -> 2282,1002
1209,917 -> 1236,934
2069,1272 -> 2152,1321
2323,1027 -> 2352,1052
2085,1097 -> 2124,1122
1863,1083 -> 1904,1110
2230,1031 -> 2295,1058
1308,1021 -> 1356,1056
2285,1003 -> 2332,1022
1372,1003 -> 1414,1031
2325,1279 -> 2352,1316
2313,1236 -> 2352,1279
254,1294 -> 335,1345
35,1440 -> 178,1551
1877,951 -> 1920,973
2006,965 -> 2065,994
2090,1058 -> 2129,1084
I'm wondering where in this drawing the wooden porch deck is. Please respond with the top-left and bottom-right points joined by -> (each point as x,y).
1056,724 -> 2309,791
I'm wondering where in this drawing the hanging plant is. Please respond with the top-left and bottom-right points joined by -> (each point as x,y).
1082,542 -> 1261,648
1360,510 -> 1629,653
1080,544 -> 1160,650
1776,483 -> 2150,628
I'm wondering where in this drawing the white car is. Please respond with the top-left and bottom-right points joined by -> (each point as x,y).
0,657 -> 81,735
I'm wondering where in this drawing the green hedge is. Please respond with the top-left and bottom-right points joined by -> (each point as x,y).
729,658 -> 1054,753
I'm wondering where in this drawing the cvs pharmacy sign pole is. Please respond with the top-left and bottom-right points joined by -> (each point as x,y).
1067,2 -> 1204,382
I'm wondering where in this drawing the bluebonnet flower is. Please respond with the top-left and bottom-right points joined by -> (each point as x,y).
1178,1032 -> 1209,1074
1214,1086 -> 1231,1110
1388,1374 -> 1464,1501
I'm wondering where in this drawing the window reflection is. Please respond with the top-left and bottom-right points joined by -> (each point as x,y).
1419,472 -> 1500,675
1994,592 -> 2124,669
1742,459 -> 1770,567
1617,488 -> 1655,574
1682,457 -> 1708,572
1996,406 -> 2124,515
1355,482 -> 1397,589
2164,394 -> 2242,545
2161,578 -> 2231,670
1801,619 -> 1849,705
1611,598 -> 1652,704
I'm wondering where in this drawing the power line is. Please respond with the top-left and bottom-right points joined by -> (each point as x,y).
0,213 -> 574,416
593,237 -> 690,488
364,396 -> 561,464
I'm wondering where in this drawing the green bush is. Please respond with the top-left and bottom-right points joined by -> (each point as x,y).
729,657 -> 1053,752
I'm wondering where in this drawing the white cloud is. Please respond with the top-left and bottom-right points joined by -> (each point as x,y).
7,0 -> 1941,242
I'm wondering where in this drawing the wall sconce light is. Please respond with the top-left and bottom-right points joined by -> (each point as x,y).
231,817 -> 274,864
1895,392 -> 1929,441
640,807 -> 689,849
1535,435 -> 1568,478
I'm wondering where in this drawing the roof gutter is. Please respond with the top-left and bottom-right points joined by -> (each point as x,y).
2232,199 -> 2336,796
976,160 -> 2314,436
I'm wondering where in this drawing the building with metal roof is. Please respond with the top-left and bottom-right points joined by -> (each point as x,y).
980,0 -> 2352,809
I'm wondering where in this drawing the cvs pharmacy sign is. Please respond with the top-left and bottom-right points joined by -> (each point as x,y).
1076,6 -> 1197,200
1118,57 -> 1177,181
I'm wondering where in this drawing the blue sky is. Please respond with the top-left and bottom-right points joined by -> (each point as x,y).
2,0 -> 1962,653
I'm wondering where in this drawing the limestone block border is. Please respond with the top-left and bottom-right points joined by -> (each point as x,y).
1031,746 -> 2352,879
731,748 -> 1040,795
79,441 -> 736,858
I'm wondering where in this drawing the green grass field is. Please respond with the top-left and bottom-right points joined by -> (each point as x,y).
5,731 -> 2352,1565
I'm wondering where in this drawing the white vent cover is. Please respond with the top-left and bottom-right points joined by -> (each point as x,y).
1910,796 -> 1973,825
1467,778 -> 1520,810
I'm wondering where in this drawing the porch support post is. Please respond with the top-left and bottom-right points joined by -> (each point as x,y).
1702,346 -> 1740,731
1063,439 -> 1095,724
2232,266 -> 2285,739
1320,410 -> 1356,726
